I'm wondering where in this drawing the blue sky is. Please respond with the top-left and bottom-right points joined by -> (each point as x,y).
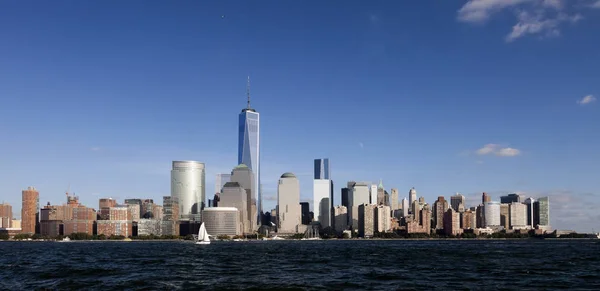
1,0 -> 599,232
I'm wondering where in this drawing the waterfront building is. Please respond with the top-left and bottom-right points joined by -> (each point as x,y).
433,196 -> 449,230
277,172 -> 301,233
215,173 -> 232,194
21,187 -> 39,234
407,205 -> 431,234
171,161 -> 205,221
141,199 -> 155,219
110,205 -> 129,221
347,182 -> 370,229
98,198 -> 117,220
390,188 -> 399,211
127,204 -> 140,222
358,204 -> 376,238
509,202 -> 528,229
444,209 -> 463,236
300,202 -> 310,225
461,209 -> 475,230
401,198 -> 409,218
161,220 -> 179,236
375,205 -> 391,233
533,197 -> 550,230
152,205 -> 163,220
64,206 -> 95,235
96,220 -> 132,237
408,187 -> 417,212
450,193 -> 465,213
370,184 -> 378,205
525,197 -> 535,227
220,182 -> 250,234
475,205 -> 485,228
0,203 -> 12,228
484,201 -> 501,227
163,196 -> 179,221
334,205 -> 348,233
238,78 -> 261,220
202,207 -> 241,236
500,204 -> 509,229
230,164 -> 257,231
500,193 -> 523,204
137,219 -> 161,236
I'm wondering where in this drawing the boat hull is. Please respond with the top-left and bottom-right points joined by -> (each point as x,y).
195,241 -> 211,245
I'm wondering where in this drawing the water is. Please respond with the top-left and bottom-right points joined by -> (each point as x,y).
1,240 -> 599,290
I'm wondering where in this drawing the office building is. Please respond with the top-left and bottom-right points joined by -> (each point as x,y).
163,196 -> 179,221
277,172 -> 301,233
314,158 -> 330,179
482,192 -> 491,204
461,209 -> 475,230
300,202 -> 310,225
341,188 -> 349,209
484,201 -> 501,227
375,205 -> 391,233
347,182 -> 370,229
433,196 -> 449,230
334,205 -> 348,233
370,184 -> 378,205
525,197 -> 535,227
509,202 -> 528,229
238,78 -> 261,219
215,173 -> 232,194
401,198 -> 409,217
137,219 -> 162,236
202,207 -> 241,236
313,179 -> 333,227
501,193 -> 523,204
390,188 -> 399,210
500,204 -> 509,229
127,204 -> 140,222
450,193 -> 465,212
231,164 -> 257,231
407,205 -> 431,234
533,197 -> 550,229
220,182 -> 250,234
358,204 -> 376,237
171,160 -> 205,221
21,187 -> 39,234
408,187 -> 417,212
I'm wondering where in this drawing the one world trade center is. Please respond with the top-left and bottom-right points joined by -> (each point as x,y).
238,77 -> 261,225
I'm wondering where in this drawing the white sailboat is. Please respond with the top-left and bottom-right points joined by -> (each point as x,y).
195,222 -> 211,245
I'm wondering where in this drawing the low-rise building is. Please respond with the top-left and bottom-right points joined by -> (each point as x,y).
202,207 -> 240,236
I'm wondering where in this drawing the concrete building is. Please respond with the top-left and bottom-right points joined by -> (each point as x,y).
231,164 -> 257,231
171,160 -> 205,221
461,209 -> 475,230
509,202 -> 528,229
408,187 -> 417,212
450,193 -> 465,213
110,205 -> 129,221
334,205 -> 348,233
358,204 -> 376,238
375,205 -> 391,233
127,204 -> 140,222
161,220 -> 180,236
433,196 -> 449,230
313,179 -> 333,228
277,172 -> 301,233
238,83 -> 261,218
444,209 -> 463,236
484,201 -> 501,227
137,219 -> 162,236
163,196 -> 179,221
98,198 -> 117,220
0,203 -> 12,228
300,202 -> 310,225
21,187 -> 39,234
153,205 -> 163,220
202,207 -> 241,236
500,203 -> 509,230
96,220 -> 132,237
220,181 -> 250,234
482,192 -> 491,204
347,182 -> 370,229
501,193 -> 523,204
141,199 -> 155,219
407,205 -> 431,234
401,198 -> 409,218
376,180 -> 386,206
390,188 -> 399,211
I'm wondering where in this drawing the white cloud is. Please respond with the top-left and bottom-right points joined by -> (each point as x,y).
577,95 -> 596,105
591,1 -> 600,8
476,144 -> 521,157
458,0 -> 589,42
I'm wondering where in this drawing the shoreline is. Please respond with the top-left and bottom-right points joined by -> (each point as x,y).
2,237 -> 598,242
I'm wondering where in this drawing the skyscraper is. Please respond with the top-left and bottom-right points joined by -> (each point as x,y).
238,77 -> 261,222
450,193 -> 465,212
313,158 -> 333,228
534,197 -> 550,229
215,173 -> 232,194
314,158 -> 330,179
500,193 -> 523,204
347,182 -> 370,229
482,192 -> 491,204
409,187 -> 417,211
277,172 -> 301,233
370,184 -> 377,205
171,161 -> 205,221
21,187 -> 39,234
484,201 -> 501,227
433,196 -> 449,230
390,188 -> 399,210
230,164 -> 256,231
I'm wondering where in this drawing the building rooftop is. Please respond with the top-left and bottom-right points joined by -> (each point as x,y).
203,207 -> 238,212
234,164 -> 249,169
280,172 -> 296,178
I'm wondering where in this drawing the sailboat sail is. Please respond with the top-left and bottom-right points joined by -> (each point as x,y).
198,223 -> 210,242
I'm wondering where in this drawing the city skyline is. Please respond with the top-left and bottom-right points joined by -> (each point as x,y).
0,1 -> 599,232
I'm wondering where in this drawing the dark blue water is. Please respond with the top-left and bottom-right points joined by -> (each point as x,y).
1,240 -> 599,290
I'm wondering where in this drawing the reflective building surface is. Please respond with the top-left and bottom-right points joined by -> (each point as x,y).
170,161 -> 205,221
238,86 -> 261,221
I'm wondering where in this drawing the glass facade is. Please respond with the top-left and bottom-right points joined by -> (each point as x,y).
314,158 -> 330,179
238,109 -> 260,221
171,161 -> 205,221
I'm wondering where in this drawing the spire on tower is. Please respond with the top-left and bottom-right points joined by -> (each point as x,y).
246,76 -> 251,109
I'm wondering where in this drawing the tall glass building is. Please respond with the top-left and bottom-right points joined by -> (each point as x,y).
171,161 -> 205,221
238,81 -> 261,223
314,158 -> 330,179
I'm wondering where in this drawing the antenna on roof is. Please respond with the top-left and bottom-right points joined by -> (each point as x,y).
246,76 -> 251,109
